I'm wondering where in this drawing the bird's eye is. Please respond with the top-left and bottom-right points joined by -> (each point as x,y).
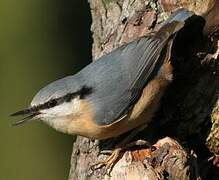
48,99 -> 57,108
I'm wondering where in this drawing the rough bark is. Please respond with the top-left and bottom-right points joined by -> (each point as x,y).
69,0 -> 219,179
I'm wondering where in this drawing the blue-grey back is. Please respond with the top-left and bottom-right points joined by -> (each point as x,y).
78,36 -> 167,125
31,8 -> 194,125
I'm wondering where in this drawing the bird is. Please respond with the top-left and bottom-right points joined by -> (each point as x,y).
11,8 -> 194,171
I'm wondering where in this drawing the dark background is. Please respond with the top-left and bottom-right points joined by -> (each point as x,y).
0,0 -> 91,179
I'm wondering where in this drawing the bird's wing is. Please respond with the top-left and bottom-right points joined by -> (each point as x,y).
85,34 -> 171,125
81,9 -> 194,125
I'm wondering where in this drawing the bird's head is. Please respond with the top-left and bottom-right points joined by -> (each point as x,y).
11,76 -> 92,132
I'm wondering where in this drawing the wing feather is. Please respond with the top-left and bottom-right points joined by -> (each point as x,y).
86,36 -> 170,125
81,9 -> 194,125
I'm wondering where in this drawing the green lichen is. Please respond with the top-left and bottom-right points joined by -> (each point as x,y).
145,0 -> 158,10
206,101 -> 219,154
101,0 -> 117,6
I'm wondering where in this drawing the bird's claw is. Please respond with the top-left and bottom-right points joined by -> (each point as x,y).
90,139 -> 151,175
91,148 -> 122,175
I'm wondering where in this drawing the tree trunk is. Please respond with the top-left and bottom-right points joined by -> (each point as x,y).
69,0 -> 219,179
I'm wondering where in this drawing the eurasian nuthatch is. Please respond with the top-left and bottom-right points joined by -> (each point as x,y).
11,9 -> 194,140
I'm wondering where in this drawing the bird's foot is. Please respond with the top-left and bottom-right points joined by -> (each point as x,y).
91,140 -> 150,175
91,147 -> 122,175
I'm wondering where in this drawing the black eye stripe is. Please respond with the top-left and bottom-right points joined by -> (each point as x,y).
34,86 -> 93,111
65,94 -> 73,102
48,99 -> 57,108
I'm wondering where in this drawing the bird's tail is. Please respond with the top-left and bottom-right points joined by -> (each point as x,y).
156,8 -> 194,38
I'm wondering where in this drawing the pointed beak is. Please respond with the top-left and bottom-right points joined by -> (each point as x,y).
10,107 -> 40,126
